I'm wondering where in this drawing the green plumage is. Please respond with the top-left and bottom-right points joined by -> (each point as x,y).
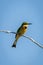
12,22 -> 32,48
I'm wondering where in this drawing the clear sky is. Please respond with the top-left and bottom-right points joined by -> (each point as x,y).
0,0 -> 43,65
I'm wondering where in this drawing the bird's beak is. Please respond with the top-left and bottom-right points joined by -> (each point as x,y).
28,23 -> 32,25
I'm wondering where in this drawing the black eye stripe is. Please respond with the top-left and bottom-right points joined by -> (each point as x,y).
25,27 -> 27,29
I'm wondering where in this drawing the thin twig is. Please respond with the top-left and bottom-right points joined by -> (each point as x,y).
23,35 -> 43,48
0,30 -> 43,48
0,30 -> 16,34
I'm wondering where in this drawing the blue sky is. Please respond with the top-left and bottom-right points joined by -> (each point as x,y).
0,0 -> 43,65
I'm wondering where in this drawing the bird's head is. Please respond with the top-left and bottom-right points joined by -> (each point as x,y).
22,22 -> 32,29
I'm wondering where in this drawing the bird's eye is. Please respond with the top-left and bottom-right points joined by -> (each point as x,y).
25,27 -> 27,29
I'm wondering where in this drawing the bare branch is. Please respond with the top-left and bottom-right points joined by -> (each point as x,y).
23,35 -> 43,48
0,30 -> 16,34
0,30 -> 43,48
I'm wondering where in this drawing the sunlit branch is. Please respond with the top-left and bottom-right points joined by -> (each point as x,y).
0,30 -> 43,48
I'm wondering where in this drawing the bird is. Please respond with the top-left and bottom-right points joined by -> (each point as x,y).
12,22 -> 32,48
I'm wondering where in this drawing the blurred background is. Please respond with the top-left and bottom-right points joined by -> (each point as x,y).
0,0 -> 43,65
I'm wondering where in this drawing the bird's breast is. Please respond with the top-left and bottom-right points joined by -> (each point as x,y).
20,27 -> 27,35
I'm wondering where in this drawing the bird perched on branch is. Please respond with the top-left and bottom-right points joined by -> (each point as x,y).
12,22 -> 32,48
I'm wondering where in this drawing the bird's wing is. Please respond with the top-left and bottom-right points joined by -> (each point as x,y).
15,26 -> 22,38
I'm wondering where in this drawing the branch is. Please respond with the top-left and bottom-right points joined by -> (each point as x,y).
23,35 -> 43,48
0,30 -> 43,48
0,30 -> 16,34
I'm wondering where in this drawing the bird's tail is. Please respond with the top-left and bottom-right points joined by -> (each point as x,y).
12,39 -> 17,48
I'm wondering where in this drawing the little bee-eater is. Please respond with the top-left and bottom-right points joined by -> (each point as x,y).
12,22 -> 32,48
